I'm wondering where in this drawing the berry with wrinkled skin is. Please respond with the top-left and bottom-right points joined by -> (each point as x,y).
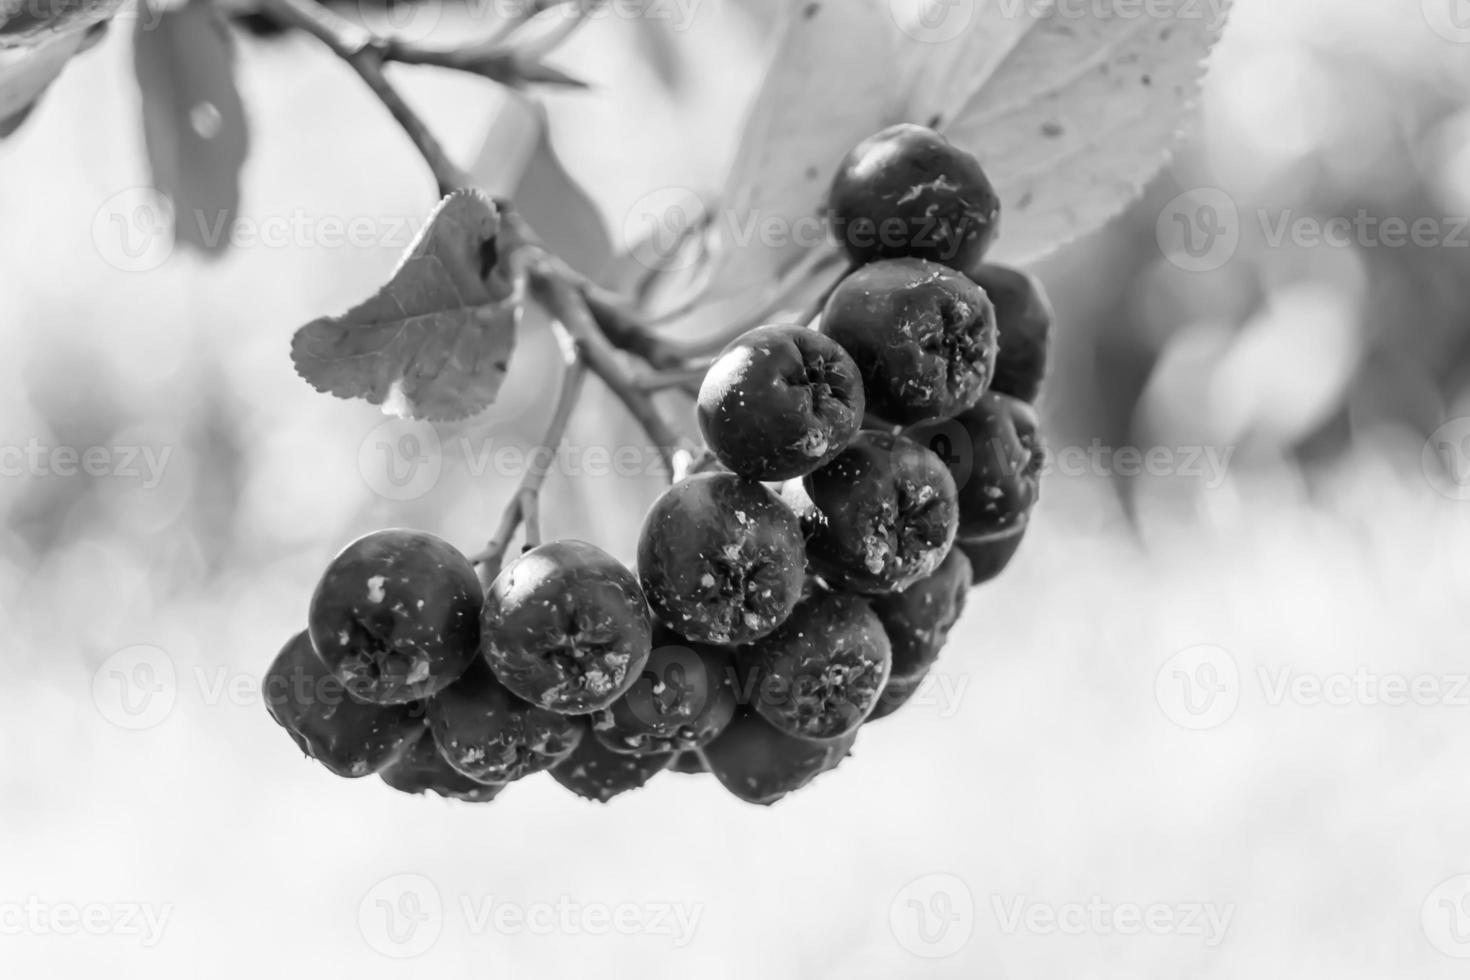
871,546 -> 971,684
865,671 -> 927,722
551,725 -> 673,803
904,391 -> 1043,538
262,631 -> 426,777
829,123 -> 1000,270
702,708 -> 858,806
957,523 -> 1029,586
591,630 -> 739,755
821,258 -> 998,424
427,659 -> 583,783
967,263 -> 1053,403
746,589 -> 891,741
697,325 -> 865,482
800,431 -> 959,594
482,540 -> 652,714
637,474 -> 806,645
379,729 -> 506,802
308,529 -> 481,704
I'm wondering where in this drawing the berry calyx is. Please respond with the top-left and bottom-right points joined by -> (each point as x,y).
870,545 -> 972,686
820,258 -> 998,425
482,539 -> 653,714
966,263 -> 1053,403
427,659 -> 583,783
904,391 -> 1043,538
550,726 -> 673,803
263,630 -> 427,777
637,473 -> 806,645
307,528 -> 481,704
798,430 -> 959,594
697,324 -> 865,482
702,708 -> 858,806
590,630 -> 739,755
745,588 -> 892,741
379,729 -> 506,803
828,123 -> 1001,270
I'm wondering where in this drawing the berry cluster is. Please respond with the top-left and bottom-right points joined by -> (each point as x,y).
263,124 -> 1053,806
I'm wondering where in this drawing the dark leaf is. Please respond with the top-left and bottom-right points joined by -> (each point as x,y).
291,190 -> 521,422
133,0 -> 249,257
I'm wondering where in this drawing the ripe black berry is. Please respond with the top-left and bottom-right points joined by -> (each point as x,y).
820,258 -> 998,424
590,631 -> 738,755
956,524 -> 1028,586
637,473 -> 806,645
745,589 -> 891,741
262,631 -> 426,777
702,708 -> 858,806
967,263 -> 1053,403
379,729 -> 506,803
904,391 -> 1043,538
799,430 -> 959,594
870,545 -> 971,685
829,123 -> 1000,270
550,726 -> 673,803
308,529 -> 481,704
697,324 -> 865,482
427,659 -> 583,783
482,540 -> 653,714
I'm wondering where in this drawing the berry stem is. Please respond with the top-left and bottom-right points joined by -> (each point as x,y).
633,360 -> 713,393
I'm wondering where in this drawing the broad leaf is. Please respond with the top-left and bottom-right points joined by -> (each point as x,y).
133,0 -> 249,256
291,190 -> 521,422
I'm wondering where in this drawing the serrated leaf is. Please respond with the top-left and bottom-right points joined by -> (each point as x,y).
0,28 -> 86,137
133,0 -> 249,257
904,0 -> 1230,265
700,0 -> 897,303
291,190 -> 521,422
0,0 -> 121,48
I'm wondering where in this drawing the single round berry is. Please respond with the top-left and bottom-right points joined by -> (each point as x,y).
821,258 -> 998,424
745,589 -> 892,741
967,263 -> 1053,403
637,473 -> 806,645
800,430 -> 959,594
871,545 -> 972,684
829,123 -> 1001,270
956,523 -> 1029,586
379,728 -> 506,803
702,708 -> 858,806
550,724 -> 673,803
482,540 -> 652,714
866,672 -> 927,723
307,528 -> 481,704
591,631 -> 739,755
903,391 -> 1043,538
427,659 -> 583,783
262,631 -> 427,777
697,325 -> 865,481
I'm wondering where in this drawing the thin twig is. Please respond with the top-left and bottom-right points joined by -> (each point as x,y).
634,360 -> 713,393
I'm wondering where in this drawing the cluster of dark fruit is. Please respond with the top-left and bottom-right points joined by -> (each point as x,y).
262,124 -> 1052,806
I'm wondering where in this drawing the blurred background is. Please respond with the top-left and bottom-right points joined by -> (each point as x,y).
1,0 -> 1469,976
